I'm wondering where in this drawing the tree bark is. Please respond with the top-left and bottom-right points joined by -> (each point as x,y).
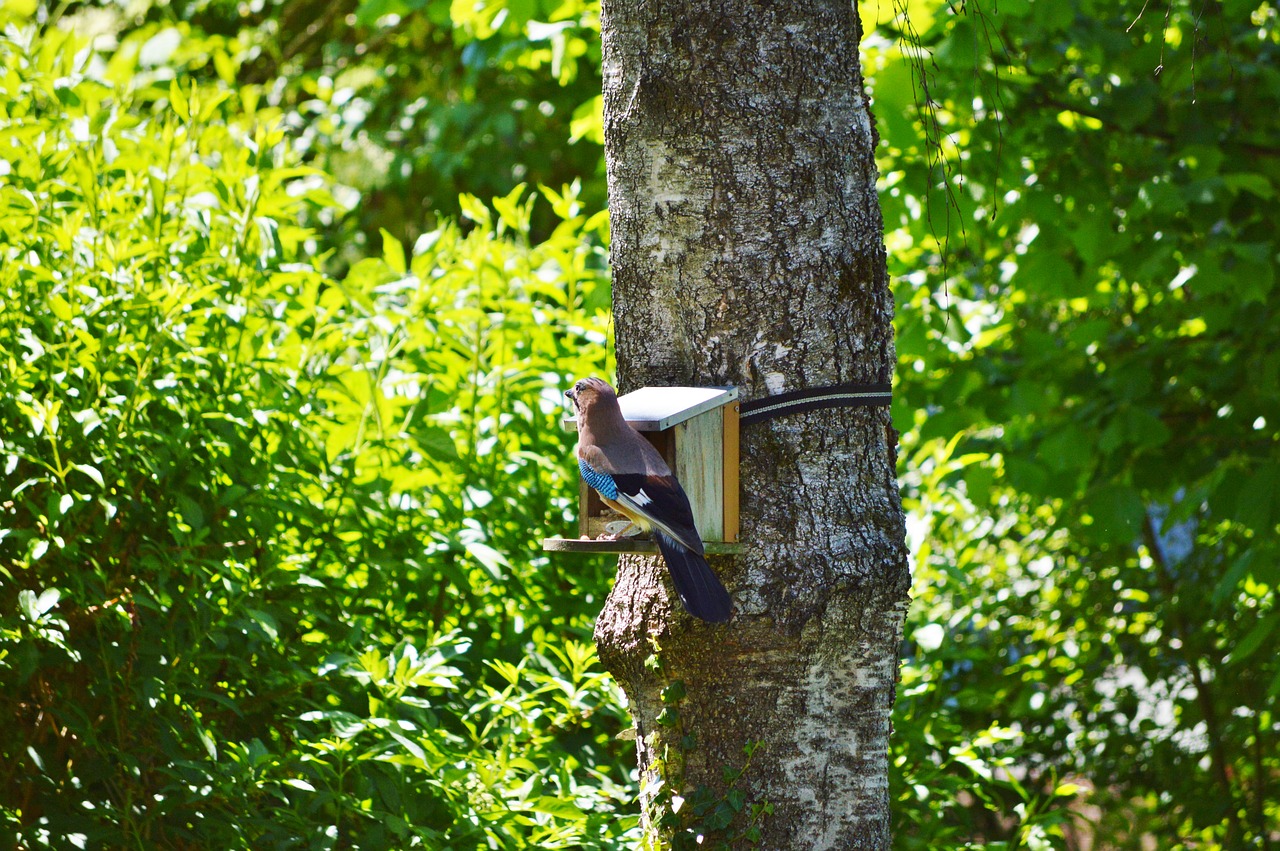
592,1 -> 910,849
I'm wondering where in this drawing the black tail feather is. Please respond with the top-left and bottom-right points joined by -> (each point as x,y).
655,534 -> 733,623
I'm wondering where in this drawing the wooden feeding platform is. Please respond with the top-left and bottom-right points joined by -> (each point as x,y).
543,385 -> 742,555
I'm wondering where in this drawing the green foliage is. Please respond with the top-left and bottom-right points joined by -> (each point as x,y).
0,23 -> 634,848
6,0 -> 1279,846
42,0 -> 606,260
870,0 -> 1280,846
639,649 -> 771,851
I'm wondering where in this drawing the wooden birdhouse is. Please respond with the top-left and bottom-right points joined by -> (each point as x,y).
542,386 -> 742,555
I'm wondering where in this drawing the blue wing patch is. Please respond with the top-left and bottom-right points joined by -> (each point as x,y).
579,459 -> 618,499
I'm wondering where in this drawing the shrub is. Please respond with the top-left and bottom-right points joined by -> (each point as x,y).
0,24 -> 634,849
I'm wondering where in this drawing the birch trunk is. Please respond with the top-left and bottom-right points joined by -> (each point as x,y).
592,1 -> 910,848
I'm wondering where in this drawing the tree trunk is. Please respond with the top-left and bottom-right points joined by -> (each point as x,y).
592,1 -> 910,848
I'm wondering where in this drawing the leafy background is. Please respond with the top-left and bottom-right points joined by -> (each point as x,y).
0,0 -> 1276,848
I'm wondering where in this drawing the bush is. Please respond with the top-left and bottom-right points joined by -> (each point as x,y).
0,24 -> 634,849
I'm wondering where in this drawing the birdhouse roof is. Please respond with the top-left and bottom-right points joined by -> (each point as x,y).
563,385 -> 738,432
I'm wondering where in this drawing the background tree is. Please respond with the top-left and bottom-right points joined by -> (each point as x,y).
591,0 -> 910,847
873,0 -> 1280,845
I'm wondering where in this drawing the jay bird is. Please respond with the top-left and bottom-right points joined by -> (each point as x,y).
565,377 -> 733,624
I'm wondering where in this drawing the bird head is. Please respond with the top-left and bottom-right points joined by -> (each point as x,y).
565,376 -> 616,411
565,377 -> 624,431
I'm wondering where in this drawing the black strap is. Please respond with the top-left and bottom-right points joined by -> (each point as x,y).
738,382 -> 892,425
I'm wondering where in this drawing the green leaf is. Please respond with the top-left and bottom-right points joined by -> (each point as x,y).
464,541 -> 509,579
1017,246 -> 1079,300
47,294 -> 73,321
1222,173 -> 1275,199
1040,423 -> 1092,473
246,608 -> 280,642
355,0 -> 415,26
169,78 -> 189,121
530,795 -> 587,819
458,194 -> 492,227
935,20 -> 978,69
19,588 -> 59,622
1229,612 -> 1280,664
418,426 -> 459,461
354,651 -> 387,684
325,421 -> 360,462
1082,485 -> 1145,545
1235,463 -> 1279,532
18,590 -> 39,622
198,728 -> 217,761
73,463 -> 105,488
704,801 -> 735,831
569,96 -> 604,145
1212,551 -> 1256,608
380,228 -> 406,275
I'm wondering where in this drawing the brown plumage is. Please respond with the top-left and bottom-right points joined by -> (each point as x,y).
566,377 -> 733,623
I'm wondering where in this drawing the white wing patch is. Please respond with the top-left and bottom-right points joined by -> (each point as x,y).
631,488 -> 652,506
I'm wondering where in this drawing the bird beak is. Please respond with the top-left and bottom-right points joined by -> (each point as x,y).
565,387 -> 577,408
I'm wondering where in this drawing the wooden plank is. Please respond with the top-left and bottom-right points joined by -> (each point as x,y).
675,407 -> 723,540
722,401 -> 740,542
543,537 -> 743,555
